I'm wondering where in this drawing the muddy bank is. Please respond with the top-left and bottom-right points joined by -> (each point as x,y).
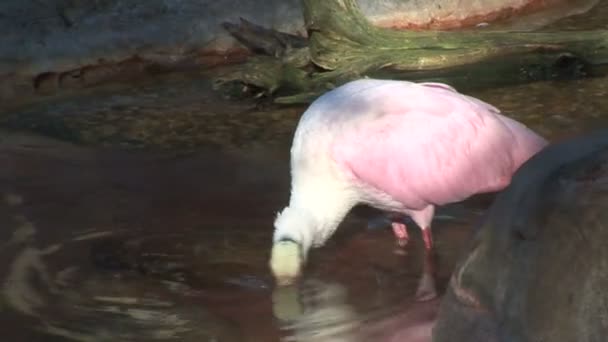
0,0 -> 598,107
433,130 -> 608,341
3,71 -> 608,151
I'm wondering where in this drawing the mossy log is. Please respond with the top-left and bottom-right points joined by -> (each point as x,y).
215,0 -> 608,104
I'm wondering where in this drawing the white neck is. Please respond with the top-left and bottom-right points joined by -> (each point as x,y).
273,177 -> 357,258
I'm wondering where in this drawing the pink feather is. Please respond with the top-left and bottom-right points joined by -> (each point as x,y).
330,80 -> 547,210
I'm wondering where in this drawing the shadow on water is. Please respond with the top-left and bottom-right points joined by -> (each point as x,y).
1,5 -> 608,340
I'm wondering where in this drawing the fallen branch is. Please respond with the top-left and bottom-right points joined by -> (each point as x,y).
215,0 -> 608,104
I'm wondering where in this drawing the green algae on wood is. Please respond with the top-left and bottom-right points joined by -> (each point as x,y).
216,0 -> 608,104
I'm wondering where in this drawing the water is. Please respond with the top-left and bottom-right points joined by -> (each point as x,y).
1,4 -> 608,341
0,129 -> 480,341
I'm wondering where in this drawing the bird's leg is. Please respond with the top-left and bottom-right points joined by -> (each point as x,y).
415,247 -> 438,301
391,221 -> 409,247
411,205 -> 436,251
422,227 -> 434,250
365,212 -> 410,245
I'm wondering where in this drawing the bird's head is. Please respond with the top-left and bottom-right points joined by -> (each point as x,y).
269,201 -> 356,286
269,172 -> 357,286
269,206 -> 317,286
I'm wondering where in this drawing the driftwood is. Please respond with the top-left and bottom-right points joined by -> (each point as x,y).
214,0 -> 608,104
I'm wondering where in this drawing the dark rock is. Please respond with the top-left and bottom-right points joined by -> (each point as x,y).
433,129 -> 608,342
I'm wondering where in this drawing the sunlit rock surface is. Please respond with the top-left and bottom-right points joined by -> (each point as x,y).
360,0 -> 597,29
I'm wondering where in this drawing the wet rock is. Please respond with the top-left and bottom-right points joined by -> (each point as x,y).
433,129 -> 608,342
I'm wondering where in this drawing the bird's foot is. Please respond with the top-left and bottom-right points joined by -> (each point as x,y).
415,271 -> 438,301
270,240 -> 302,286
415,248 -> 438,301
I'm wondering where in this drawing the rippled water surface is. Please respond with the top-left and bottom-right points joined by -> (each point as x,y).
0,130 -> 483,341
1,4 -> 608,341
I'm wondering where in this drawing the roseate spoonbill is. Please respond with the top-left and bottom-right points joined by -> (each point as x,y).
269,78 -> 548,286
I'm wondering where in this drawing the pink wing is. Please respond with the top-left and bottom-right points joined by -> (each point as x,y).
331,83 -> 522,209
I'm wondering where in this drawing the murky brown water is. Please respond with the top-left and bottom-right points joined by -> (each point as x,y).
1,4 -> 608,341
0,130 -> 483,341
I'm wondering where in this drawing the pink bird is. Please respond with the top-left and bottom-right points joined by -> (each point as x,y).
269,78 -> 548,286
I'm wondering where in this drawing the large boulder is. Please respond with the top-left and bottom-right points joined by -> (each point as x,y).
433,130 -> 608,342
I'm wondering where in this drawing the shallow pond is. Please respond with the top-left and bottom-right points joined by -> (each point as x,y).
1,3 -> 608,341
